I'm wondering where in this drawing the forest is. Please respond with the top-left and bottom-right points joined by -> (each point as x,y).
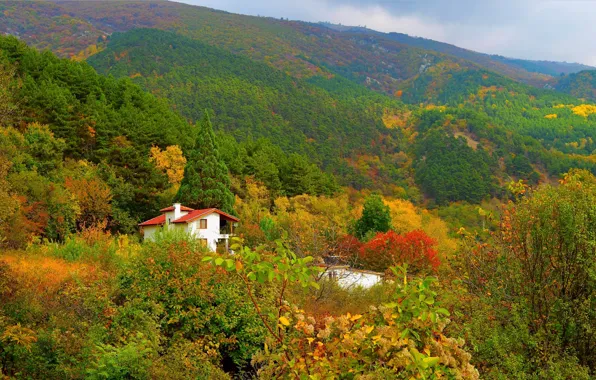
1,1 -> 596,379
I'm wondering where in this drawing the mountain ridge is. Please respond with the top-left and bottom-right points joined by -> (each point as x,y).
1,0 -> 591,96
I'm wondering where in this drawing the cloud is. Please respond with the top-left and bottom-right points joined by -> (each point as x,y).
178,0 -> 596,65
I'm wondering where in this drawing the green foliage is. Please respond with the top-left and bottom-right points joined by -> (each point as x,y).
0,33 -> 193,227
353,194 -> 392,239
120,234 -> 268,370
218,133 -> 338,197
458,169 -> 596,377
87,29 -> 409,191
254,266 -> 478,378
556,70 -> 596,100
414,128 -> 495,205
86,333 -> 155,380
175,111 -> 235,213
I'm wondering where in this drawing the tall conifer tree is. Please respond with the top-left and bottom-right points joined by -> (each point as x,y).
175,111 -> 235,213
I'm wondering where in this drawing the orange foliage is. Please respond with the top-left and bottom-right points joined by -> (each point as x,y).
3,196 -> 49,248
1,254 -> 100,295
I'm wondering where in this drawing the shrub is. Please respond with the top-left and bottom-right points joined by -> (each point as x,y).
254,268 -> 478,378
119,235 -> 268,371
358,230 -> 440,273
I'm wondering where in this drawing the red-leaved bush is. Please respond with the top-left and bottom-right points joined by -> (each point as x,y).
334,234 -> 362,261
358,230 -> 440,273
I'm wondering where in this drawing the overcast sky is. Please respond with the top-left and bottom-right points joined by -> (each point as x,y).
178,0 -> 596,66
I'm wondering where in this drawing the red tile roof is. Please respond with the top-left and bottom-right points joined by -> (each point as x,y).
172,208 -> 215,223
159,205 -> 194,212
139,206 -> 240,227
172,208 -> 240,223
215,209 -> 241,223
138,214 -> 166,227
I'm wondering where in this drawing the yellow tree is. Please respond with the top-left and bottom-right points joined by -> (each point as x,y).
149,145 -> 187,188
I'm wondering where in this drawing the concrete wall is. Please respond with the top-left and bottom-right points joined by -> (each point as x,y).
326,267 -> 382,289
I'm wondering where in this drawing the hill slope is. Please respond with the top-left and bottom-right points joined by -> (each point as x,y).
86,29 -> 596,204
556,70 -> 596,100
87,28 -> 413,192
5,2 -> 596,206
328,25 -> 593,84
1,1 -> 590,96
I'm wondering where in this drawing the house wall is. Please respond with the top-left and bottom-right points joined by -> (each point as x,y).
142,225 -> 161,241
164,211 -> 176,228
188,213 -> 221,251
329,268 -> 382,289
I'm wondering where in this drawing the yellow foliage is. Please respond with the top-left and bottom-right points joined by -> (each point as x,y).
544,114 -> 558,119
149,145 -> 187,186
384,198 -> 457,257
71,44 -> 102,62
424,104 -> 446,112
272,194 -> 352,257
235,178 -> 272,225
279,316 -> 290,326
571,104 -> 596,117
382,109 -> 410,129
385,198 -> 422,233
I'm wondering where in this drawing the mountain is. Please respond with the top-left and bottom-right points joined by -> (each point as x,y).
1,0 -> 589,97
0,1 -> 107,59
556,70 -> 596,100
321,24 -> 593,85
86,28 -> 596,204
4,1 -> 596,206
87,28 -> 411,192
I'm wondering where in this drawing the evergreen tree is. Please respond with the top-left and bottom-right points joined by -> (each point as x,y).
175,111 -> 235,213
354,194 -> 391,239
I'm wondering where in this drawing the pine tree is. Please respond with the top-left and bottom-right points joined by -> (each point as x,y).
354,194 -> 391,240
175,111 -> 235,213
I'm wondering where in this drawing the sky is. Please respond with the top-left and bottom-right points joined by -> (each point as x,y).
178,0 -> 596,66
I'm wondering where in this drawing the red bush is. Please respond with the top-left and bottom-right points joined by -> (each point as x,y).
334,234 -> 362,261
358,230 -> 440,273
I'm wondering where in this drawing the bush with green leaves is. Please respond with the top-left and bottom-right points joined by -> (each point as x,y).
206,237 -> 477,378
458,169 -> 596,378
352,194 -> 392,240
118,233 -> 268,371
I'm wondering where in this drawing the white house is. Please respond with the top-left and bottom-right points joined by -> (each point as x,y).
320,265 -> 384,289
138,203 -> 239,252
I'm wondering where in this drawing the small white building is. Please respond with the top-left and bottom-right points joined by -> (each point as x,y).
138,203 -> 239,252
320,265 -> 383,289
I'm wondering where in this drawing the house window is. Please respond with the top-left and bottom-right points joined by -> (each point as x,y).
200,238 -> 208,247
199,219 -> 207,229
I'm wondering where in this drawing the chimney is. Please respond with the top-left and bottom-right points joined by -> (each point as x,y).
174,203 -> 182,220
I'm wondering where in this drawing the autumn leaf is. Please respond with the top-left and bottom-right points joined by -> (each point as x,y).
279,316 -> 290,326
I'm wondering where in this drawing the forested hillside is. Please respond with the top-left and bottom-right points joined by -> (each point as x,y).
0,0 -> 590,97
0,34 -> 335,242
333,25 -> 594,83
1,2 -> 596,379
556,70 -> 596,100
84,28 -> 596,206
87,29 -> 408,191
